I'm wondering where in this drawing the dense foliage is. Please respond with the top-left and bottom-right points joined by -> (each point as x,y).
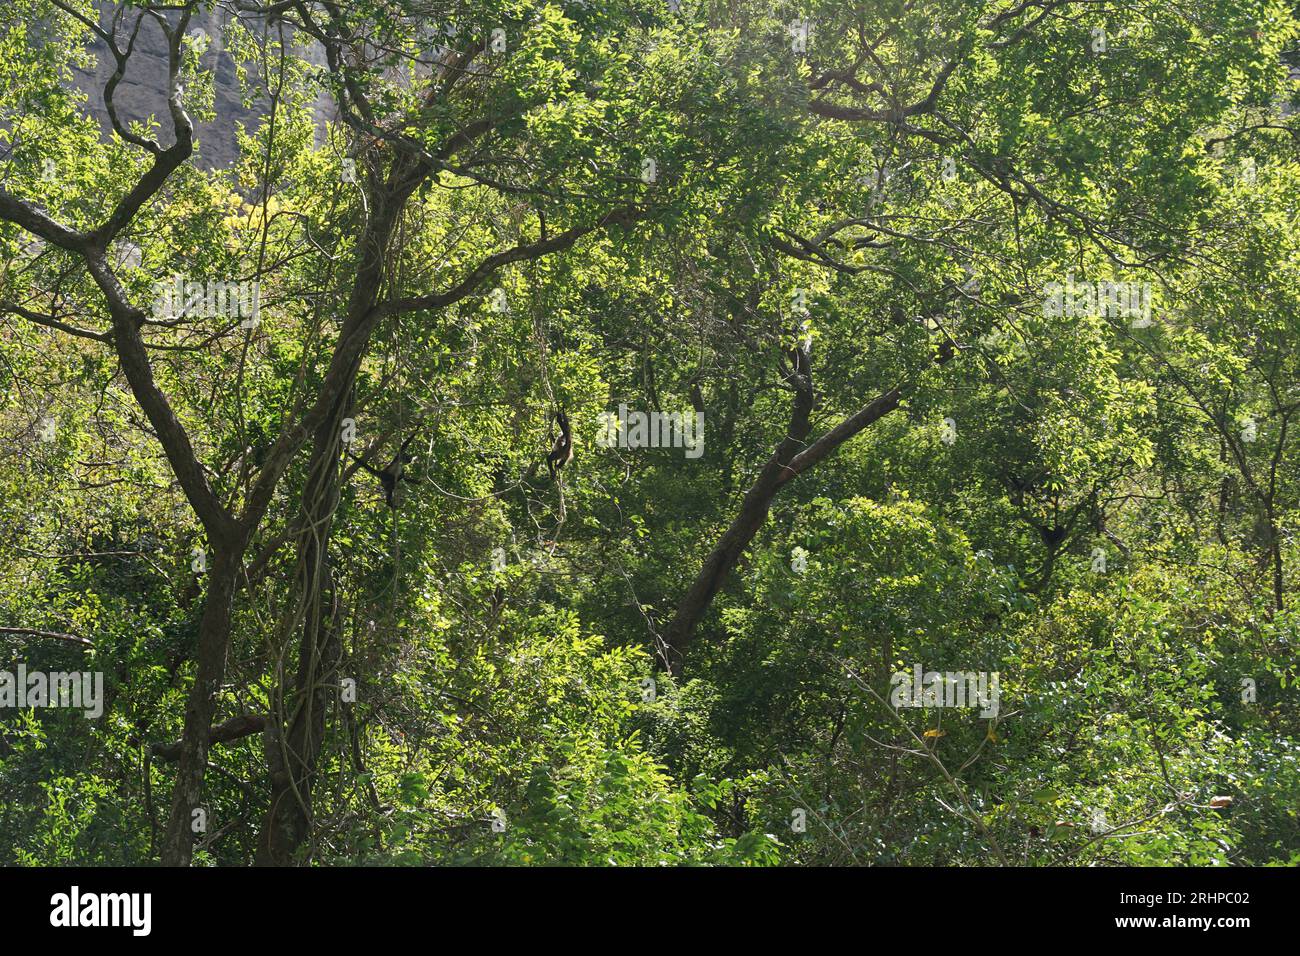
0,0 -> 1297,866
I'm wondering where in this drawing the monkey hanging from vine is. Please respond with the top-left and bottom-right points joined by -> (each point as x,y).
545,409 -> 574,480
349,429 -> 422,507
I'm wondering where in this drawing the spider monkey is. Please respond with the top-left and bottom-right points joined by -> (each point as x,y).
351,430 -> 421,507
1037,524 -> 1068,550
546,410 -> 574,480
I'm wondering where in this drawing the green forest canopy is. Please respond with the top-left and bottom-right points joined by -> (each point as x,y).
0,0 -> 1297,866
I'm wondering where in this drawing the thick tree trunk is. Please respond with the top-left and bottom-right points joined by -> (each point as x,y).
253,175 -> 415,864
160,547 -> 241,865
660,450 -> 805,672
661,350 -> 815,672
256,410 -> 347,865
1265,508 -> 1285,616
661,360 -> 908,674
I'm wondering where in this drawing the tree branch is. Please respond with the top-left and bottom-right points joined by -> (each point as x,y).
0,626 -> 92,647
151,714 -> 267,762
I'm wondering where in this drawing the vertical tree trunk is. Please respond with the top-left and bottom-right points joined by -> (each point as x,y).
253,178 -> 415,863
1266,507 -> 1285,616
160,548 -> 241,865
256,410 -> 347,865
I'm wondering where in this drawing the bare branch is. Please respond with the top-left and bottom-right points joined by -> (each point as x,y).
0,626 -> 93,647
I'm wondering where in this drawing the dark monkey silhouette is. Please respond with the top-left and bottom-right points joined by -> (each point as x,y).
546,410 -> 574,479
351,430 -> 421,507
